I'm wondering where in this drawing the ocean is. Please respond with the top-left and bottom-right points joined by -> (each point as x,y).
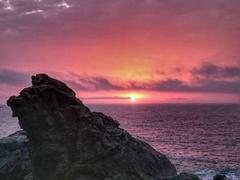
0,104 -> 240,180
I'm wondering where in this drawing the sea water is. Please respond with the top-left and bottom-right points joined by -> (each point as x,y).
1,104 -> 240,180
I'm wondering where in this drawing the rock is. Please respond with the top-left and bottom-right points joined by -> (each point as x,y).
0,130 -> 31,180
7,74 -> 177,180
160,172 -> 202,180
24,173 -> 33,180
213,174 -> 227,180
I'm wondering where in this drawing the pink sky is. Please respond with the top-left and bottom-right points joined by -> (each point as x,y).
0,0 -> 239,104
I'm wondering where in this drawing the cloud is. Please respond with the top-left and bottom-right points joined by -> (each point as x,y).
0,67 -> 239,94
66,75 -> 240,94
0,69 -> 30,86
81,96 -> 129,100
64,62 -> 240,93
193,79 -> 240,93
67,76 -> 125,91
149,79 -> 187,91
1,0 -> 240,43
192,63 -> 240,79
154,78 -> 240,93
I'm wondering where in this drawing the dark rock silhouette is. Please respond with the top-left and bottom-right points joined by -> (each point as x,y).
160,172 -> 201,180
7,74 -> 178,180
213,174 -> 227,180
0,131 -> 31,180
0,131 -> 204,180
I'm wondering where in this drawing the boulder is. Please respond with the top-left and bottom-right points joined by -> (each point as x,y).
213,174 -> 227,180
160,172 -> 202,180
0,130 -> 31,180
7,74 -> 177,180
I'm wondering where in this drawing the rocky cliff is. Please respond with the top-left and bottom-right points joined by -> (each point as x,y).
6,74 -> 178,180
0,130 -> 31,180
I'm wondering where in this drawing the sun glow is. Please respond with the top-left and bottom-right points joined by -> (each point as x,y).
121,93 -> 145,103
130,96 -> 137,102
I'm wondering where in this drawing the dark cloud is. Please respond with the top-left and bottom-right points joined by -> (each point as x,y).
1,0 -> 240,43
193,79 -> 240,93
63,62 -> 240,94
150,79 -> 187,91
0,0 -> 73,41
67,76 -> 124,91
0,67 -> 239,94
66,75 -> 240,94
0,69 -> 30,86
192,63 -> 240,79
151,78 -> 240,93
81,96 -> 129,100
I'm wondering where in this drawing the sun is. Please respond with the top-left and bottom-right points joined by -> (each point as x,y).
130,96 -> 137,102
121,93 -> 145,103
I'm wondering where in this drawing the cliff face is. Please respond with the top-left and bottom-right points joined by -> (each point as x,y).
0,131 -> 31,180
7,74 -> 177,180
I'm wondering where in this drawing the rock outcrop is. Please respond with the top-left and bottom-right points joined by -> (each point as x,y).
159,173 -> 202,180
0,130 -> 31,180
7,74 -> 177,180
0,132 -> 203,180
213,174 -> 228,180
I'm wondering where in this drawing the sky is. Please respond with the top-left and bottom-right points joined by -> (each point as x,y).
0,0 -> 239,104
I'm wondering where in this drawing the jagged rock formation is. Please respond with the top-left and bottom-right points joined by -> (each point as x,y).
7,74 -> 178,180
0,131 -> 31,180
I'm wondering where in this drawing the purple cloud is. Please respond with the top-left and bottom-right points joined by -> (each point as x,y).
192,63 -> 240,79
63,63 -> 240,93
0,69 -> 30,86
1,0 -> 240,43
0,66 -> 239,95
67,76 -> 125,91
81,96 -> 129,100
66,75 -> 240,94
